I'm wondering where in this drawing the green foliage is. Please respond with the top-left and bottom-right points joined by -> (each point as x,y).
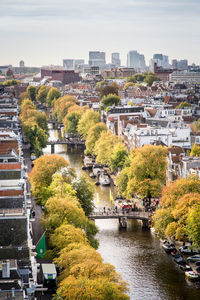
193,119 -> 200,133
63,111 -> 81,135
144,74 -> 161,86
72,176 -> 95,216
186,204 -> 200,247
94,132 -> 122,165
3,79 -> 19,86
109,143 -> 128,173
190,144 -> 200,157
101,93 -> 121,109
47,87 -> 61,106
85,122 -> 107,155
36,85 -> 51,104
27,85 -> 37,102
152,208 -> 174,238
78,110 -> 100,139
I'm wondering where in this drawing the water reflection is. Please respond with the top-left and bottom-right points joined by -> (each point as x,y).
43,129 -> 200,300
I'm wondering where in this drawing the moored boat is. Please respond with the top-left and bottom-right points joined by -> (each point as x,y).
99,171 -> 110,186
185,271 -> 199,281
162,241 -> 176,254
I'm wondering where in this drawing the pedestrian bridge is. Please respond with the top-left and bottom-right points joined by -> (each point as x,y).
90,211 -> 151,221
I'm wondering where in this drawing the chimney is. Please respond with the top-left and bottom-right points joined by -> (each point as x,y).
2,260 -> 10,278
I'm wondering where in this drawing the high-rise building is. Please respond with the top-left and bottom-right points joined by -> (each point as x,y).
63,59 -> 84,70
150,54 -> 169,71
19,60 -> 25,67
127,50 -> 146,70
172,59 -> 178,69
111,53 -> 121,67
88,51 -> 106,69
171,59 -> 188,70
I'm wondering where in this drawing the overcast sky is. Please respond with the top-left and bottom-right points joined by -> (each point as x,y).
1,0 -> 200,67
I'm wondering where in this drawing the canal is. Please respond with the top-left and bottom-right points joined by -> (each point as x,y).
43,128 -> 200,300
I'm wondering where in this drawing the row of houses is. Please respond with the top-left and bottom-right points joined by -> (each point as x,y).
0,93 -> 37,299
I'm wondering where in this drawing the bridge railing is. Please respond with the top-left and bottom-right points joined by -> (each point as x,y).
90,210 -> 151,219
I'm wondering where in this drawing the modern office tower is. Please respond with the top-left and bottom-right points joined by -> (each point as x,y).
63,59 -> 85,70
172,59 -> 178,69
150,54 -> 169,71
19,60 -> 25,67
127,50 -> 146,70
111,53 -> 121,67
178,59 -> 188,70
88,51 -> 106,68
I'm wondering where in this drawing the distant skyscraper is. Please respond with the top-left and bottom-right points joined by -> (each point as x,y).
19,60 -> 25,67
178,59 -> 188,70
88,51 -> 106,69
127,50 -> 146,70
172,59 -> 178,69
150,54 -> 169,71
111,53 -> 121,67
63,59 -> 84,70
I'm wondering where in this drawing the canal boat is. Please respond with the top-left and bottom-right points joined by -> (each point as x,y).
93,164 -> 103,177
185,271 -> 199,281
99,171 -> 110,186
89,172 -> 96,178
162,241 -> 176,254
179,264 -> 192,272
83,156 -> 96,169
173,254 -> 186,265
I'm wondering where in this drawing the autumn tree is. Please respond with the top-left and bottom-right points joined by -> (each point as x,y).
109,143 -> 128,173
190,144 -> 200,157
47,87 -> 61,106
144,74 -> 161,86
94,132 -> 122,165
152,176 -> 200,243
27,85 -> 37,102
63,111 -> 82,135
77,110 -> 100,139
97,82 -> 120,98
29,154 -> 69,204
176,102 -> 192,109
186,204 -> 200,247
53,95 -> 78,122
72,176 -> 95,216
36,85 -> 51,104
100,93 -> 121,109
85,122 -> 107,155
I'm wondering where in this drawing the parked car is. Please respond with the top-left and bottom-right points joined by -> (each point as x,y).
187,255 -> 200,262
179,245 -> 193,255
195,261 -> 200,267
174,254 -> 186,265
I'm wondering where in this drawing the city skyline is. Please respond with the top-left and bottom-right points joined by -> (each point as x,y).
1,0 -> 200,66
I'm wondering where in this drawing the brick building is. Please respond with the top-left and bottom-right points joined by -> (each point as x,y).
41,68 -> 81,84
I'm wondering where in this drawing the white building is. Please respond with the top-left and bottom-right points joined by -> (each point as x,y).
170,71 -> 200,83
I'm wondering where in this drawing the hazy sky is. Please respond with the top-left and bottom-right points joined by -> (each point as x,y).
1,0 -> 200,67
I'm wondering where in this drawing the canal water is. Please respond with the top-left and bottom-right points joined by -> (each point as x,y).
43,128 -> 200,300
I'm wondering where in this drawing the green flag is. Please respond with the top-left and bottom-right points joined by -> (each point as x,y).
36,232 -> 46,258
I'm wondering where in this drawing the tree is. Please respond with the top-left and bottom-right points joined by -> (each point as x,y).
152,208 -> 174,238
126,145 -> 167,203
85,122 -> 107,155
27,85 -> 37,102
47,87 -> 61,106
101,94 -> 121,109
20,99 -> 36,112
50,224 -> 89,252
144,74 -> 160,86
116,167 -> 130,196
190,144 -> 200,157
109,143 -> 128,173
78,110 -> 100,139
19,92 -> 29,103
29,154 -> 69,203
186,204 -> 200,247
36,85 -> 51,104
53,95 -> 78,122
127,74 -> 145,83
94,132 -> 122,165
97,83 -> 120,98
72,176 -> 95,216
63,111 -> 82,135
193,119 -> 200,133
176,102 -> 192,109
123,82 -> 135,90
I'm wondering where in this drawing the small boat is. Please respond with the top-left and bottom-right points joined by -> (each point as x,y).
179,264 -> 192,272
95,181 -> 100,186
99,171 -> 110,186
83,156 -> 96,169
185,271 -> 199,281
93,164 -> 103,177
162,241 -> 176,254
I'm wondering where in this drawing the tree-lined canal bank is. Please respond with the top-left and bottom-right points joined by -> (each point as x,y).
43,129 -> 200,300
